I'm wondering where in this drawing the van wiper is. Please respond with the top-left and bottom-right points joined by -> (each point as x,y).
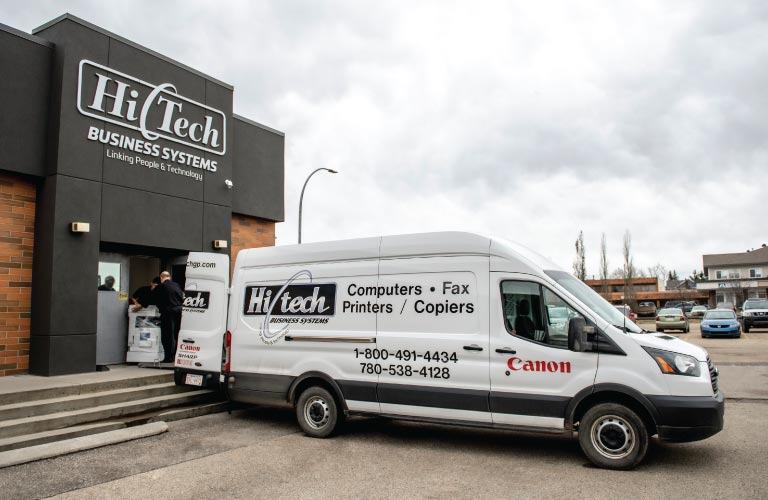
612,324 -> 631,332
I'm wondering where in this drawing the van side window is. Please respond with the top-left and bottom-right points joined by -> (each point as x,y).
501,281 -> 547,343
501,281 -> 584,348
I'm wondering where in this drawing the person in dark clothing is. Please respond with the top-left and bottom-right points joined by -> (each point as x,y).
130,276 -> 161,311
140,271 -> 184,363
98,276 -> 116,291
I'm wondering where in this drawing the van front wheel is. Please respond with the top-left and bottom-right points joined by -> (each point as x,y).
578,403 -> 648,470
296,386 -> 341,438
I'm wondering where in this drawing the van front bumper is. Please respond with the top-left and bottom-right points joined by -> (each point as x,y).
648,392 -> 725,443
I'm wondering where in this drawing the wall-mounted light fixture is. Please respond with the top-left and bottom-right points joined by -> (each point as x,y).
71,222 -> 90,233
224,179 -> 234,189
213,240 -> 228,249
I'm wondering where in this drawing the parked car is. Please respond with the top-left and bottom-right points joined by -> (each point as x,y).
614,304 -> 637,322
701,309 -> 741,338
665,301 -> 696,315
689,305 -> 708,319
742,299 -> 768,333
656,307 -> 689,333
636,301 -> 657,317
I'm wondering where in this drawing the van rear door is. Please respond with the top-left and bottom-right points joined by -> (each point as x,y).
176,252 -> 230,382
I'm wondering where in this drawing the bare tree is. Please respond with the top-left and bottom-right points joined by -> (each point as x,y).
573,231 -> 586,280
622,230 -> 636,307
600,233 -> 609,296
647,263 -> 667,282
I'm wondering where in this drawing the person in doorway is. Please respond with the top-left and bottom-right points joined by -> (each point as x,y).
98,276 -> 116,291
141,271 -> 183,363
131,276 -> 161,312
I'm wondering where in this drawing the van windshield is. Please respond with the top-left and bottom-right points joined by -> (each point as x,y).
544,270 -> 643,334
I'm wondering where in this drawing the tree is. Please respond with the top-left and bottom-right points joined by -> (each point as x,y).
622,230 -> 636,307
573,231 -> 586,281
667,270 -> 679,281
599,233 -> 609,296
647,264 -> 667,282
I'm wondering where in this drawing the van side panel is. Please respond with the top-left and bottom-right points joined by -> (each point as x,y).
228,260 -> 380,411
376,256 -> 491,423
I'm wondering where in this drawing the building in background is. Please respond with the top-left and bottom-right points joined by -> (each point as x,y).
584,277 -> 707,307
0,14 -> 284,376
699,245 -> 768,306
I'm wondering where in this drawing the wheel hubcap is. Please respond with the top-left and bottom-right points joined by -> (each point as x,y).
304,396 -> 330,430
590,415 -> 635,460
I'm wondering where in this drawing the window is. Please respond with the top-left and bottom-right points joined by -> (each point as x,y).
715,269 -> 740,280
501,281 -> 584,348
750,269 -> 763,278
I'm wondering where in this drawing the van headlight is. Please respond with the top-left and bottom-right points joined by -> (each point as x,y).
643,347 -> 701,377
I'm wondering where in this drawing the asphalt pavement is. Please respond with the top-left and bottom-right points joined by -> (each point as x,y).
0,324 -> 766,500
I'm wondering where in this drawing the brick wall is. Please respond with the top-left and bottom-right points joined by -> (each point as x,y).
0,173 -> 36,376
230,214 -> 276,276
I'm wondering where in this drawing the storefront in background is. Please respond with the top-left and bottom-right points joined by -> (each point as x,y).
0,14 -> 285,376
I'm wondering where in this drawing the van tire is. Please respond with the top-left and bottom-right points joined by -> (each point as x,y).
578,403 -> 648,470
296,386 -> 341,438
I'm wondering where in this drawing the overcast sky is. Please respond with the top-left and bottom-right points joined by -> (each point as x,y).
4,1 -> 767,278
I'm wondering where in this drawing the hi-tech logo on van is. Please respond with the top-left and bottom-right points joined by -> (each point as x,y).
244,284 -> 336,316
243,270 -> 336,345
77,60 -> 226,156
183,291 -> 210,310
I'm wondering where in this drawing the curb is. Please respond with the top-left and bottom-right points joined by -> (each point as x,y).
0,421 -> 168,468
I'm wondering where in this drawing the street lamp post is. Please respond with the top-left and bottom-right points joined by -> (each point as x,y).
298,168 -> 338,244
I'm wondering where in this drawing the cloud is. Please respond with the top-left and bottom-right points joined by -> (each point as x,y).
3,0 -> 767,276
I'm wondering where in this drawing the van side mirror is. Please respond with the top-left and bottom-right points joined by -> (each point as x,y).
568,317 -> 593,352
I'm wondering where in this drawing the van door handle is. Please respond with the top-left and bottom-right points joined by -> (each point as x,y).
495,348 -> 516,354
463,345 -> 483,351
182,339 -> 195,344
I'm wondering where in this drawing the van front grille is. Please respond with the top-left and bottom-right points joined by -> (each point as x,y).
707,357 -> 719,394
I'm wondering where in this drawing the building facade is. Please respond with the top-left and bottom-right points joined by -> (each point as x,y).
584,277 -> 707,307
0,15 -> 284,376
699,245 -> 768,306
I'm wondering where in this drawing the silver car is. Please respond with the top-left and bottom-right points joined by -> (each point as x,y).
656,307 -> 690,333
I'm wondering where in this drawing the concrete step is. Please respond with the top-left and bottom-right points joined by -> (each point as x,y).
0,382 -> 192,422
0,422 -> 127,453
0,371 -> 173,406
0,422 -> 169,469
0,389 -> 217,439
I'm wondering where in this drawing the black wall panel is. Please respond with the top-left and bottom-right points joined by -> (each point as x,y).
232,117 -> 285,222
36,19 -> 109,181
100,184 -> 203,250
0,26 -> 52,177
31,174 -> 101,339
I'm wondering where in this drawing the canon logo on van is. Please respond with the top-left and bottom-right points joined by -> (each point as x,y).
183,291 -> 210,310
507,357 -> 571,373
77,60 -> 226,155
244,284 -> 336,317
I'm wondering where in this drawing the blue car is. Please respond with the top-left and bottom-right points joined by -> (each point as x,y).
701,309 -> 741,338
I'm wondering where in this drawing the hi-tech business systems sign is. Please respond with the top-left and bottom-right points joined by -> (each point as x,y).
76,60 -> 226,181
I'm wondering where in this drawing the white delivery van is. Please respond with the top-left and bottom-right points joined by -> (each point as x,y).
176,232 -> 724,470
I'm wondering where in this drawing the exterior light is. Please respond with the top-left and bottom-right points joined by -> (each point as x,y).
298,168 -> 338,244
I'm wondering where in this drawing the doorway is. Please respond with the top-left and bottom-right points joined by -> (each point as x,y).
96,246 -> 188,367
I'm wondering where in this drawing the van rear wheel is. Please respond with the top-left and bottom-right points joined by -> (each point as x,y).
578,403 -> 648,470
296,386 -> 341,438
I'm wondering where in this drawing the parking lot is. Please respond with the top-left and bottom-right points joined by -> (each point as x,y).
1,323 -> 766,500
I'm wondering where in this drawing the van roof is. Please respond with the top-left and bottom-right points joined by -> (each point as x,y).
235,231 -> 561,274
